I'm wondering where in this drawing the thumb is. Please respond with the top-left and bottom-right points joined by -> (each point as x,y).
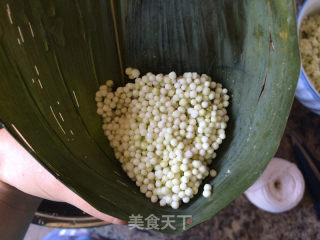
61,186 -> 127,225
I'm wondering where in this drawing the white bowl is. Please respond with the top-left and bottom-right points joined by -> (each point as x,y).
296,0 -> 320,115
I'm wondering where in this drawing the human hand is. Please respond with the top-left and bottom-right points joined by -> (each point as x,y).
0,128 -> 125,225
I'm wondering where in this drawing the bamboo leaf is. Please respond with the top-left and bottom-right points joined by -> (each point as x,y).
0,0 -> 299,233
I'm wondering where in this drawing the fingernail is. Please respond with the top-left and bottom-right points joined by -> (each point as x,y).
111,218 -> 127,225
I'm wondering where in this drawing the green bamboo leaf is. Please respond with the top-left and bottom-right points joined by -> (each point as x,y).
0,0 -> 299,233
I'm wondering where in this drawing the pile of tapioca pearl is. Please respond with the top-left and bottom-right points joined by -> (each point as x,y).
95,68 -> 229,209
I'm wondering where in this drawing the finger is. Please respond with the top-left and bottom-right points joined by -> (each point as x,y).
61,185 -> 126,225
0,129 -> 126,225
0,129 -> 67,201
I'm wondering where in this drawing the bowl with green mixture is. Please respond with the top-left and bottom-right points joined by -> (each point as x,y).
0,0 -> 299,233
297,0 -> 320,115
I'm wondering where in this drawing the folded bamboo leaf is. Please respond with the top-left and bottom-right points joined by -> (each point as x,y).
0,0 -> 299,233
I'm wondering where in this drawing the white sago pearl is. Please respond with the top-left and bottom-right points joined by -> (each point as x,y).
95,68 -> 229,209
202,190 -> 211,198
204,184 -> 212,191
210,169 -> 217,177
